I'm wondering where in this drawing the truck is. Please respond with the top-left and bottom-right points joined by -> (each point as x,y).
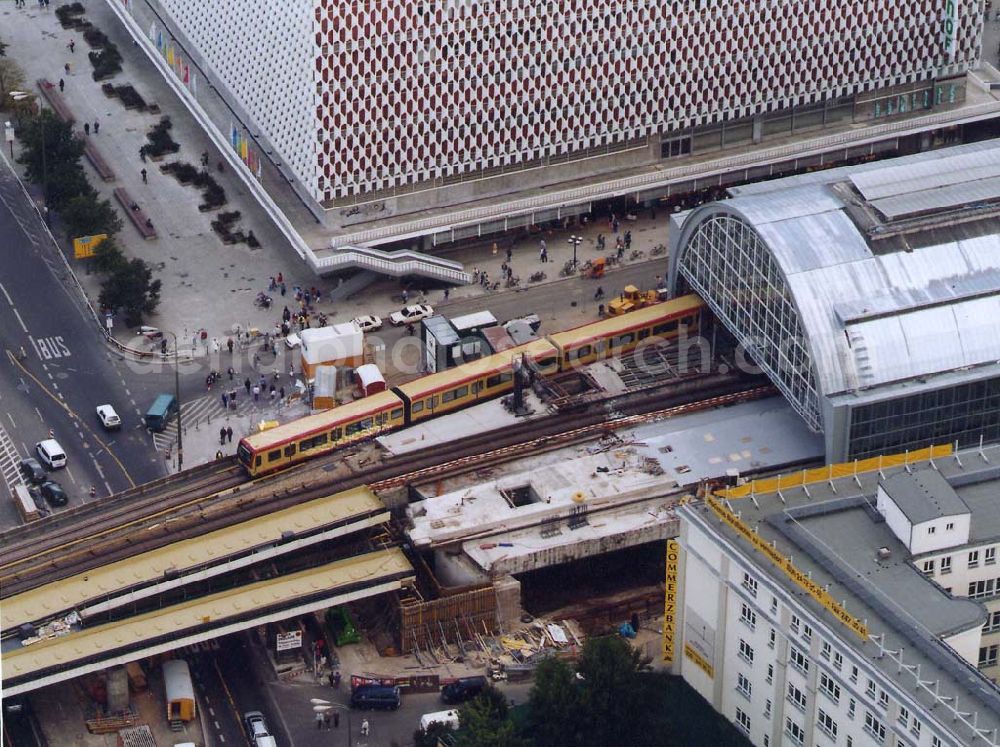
607,284 -> 664,316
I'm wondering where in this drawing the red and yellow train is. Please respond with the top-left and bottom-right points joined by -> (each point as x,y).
237,294 -> 704,476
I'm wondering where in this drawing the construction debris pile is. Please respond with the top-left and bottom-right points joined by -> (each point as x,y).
485,619 -> 585,681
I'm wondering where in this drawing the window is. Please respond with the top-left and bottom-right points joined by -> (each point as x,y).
819,672 -> 841,704
820,641 -> 831,660
922,559 -> 935,574
738,639 -> 754,664
969,579 -> 996,599
764,698 -> 772,718
817,708 -> 838,739
784,717 -> 805,746
789,646 -> 809,674
411,400 -> 424,413
984,610 -> 1000,633
850,665 -> 859,683
946,521 -> 954,530
736,673 -> 752,699
267,448 -> 281,462
769,596 -> 778,614
941,556 -> 952,574
768,628 -> 776,648
979,644 -> 999,668
283,444 -> 296,457
742,572 -> 758,597
786,683 -> 807,711
833,652 -> 844,671
847,738 -> 853,747
911,717 -> 922,738
391,407 -> 403,419
927,525 -> 936,535
740,603 -> 757,630
790,614 -> 800,634
864,711 -> 886,743
802,623 -> 812,642
766,664 -> 773,684
970,550 -> 980,568
932,736 -> 942,747
878,689 -> 889,709
848,698 -> 856,718
988,547 -> 997,565
763,737 -> 770,747
866,679 -> 877,698
897,706 -> 909,728
735,708 -> 751,735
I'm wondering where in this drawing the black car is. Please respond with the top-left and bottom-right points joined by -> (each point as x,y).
19,457 -> 46,484
441,676 -> 488,705
37,480 -> 68,507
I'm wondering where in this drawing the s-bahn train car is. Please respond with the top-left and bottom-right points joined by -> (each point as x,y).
548,294 -> 704,369
395,338 -> 559,425
237,390 -> 405,475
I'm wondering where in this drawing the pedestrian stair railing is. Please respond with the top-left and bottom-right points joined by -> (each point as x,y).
312,245 -> 471,285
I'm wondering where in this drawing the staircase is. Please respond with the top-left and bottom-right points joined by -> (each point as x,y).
312,245 -> 471,285
327,270 -> 379,302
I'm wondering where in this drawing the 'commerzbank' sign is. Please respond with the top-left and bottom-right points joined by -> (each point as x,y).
943,0 -> 958,58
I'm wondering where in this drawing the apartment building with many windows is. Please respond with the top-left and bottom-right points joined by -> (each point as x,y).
671,445 -> 1000,747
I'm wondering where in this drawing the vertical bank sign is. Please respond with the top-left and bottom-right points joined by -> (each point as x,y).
663,540 -> 679,664
943,0 -> 958,59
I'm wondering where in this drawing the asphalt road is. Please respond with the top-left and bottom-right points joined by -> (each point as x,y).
0,163 -> 171,523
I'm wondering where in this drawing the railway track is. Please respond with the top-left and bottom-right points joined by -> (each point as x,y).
0,376 -> 773,597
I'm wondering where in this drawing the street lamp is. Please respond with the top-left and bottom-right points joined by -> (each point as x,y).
4,121 -> 14,158
568,235 -> 582,269
163,331 -> 184,472
311,699 -> 352,746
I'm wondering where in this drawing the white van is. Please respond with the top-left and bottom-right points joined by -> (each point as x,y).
420,709 -> 459,731
35,439 -> 67,469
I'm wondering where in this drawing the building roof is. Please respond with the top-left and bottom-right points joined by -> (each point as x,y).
681,444 -> 1000,744
880,469 -> 970,524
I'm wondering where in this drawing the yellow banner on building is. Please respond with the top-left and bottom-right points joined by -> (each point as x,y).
684,642 -> 714,678
663,539 -> 679,664
73,233 -> 108,259
706,494 -> 869,641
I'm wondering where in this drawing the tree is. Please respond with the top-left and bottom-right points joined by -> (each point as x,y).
91,236 -> 126,274
455,685 -> 524,747
525,656 -> 581,746
17,110 -> 90,208
98,257 -> 161,327
0,58 -> 25,103
413,722 -> 454,747
61,193 -> 123,239
575,637 -> 651,747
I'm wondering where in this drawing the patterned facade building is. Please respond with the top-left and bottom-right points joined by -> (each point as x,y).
159,0 -> 982,207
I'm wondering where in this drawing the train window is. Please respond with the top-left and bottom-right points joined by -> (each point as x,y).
442,389 -> 456,403
391,407 -> 403,419
595,340 -> 606,354
283,445 -> 296,457
472,381 -> 482,394
428,395 -> 438,408
614,333 -> 635,347
267,449 -> 281,462
412,400 -> 424,413
300,438 -> 312,451
331,427 -> 342,440
346,422 -> 362,435
653,321 -> 678,335
255,456 -> 261,467
455,385 -> 469,398
314,433 -> 328,447
360,418 -> 373,429
486,374 -> 502,388
638,328 -> 650,340
537,357 -> 556,370
574,344 -> 592,359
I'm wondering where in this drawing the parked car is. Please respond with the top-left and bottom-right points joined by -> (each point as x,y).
389,304 -> 434,326
35,438 -> 67,469
350,685 -> 401,710
352,314 -> 383,332
441,675 -> 488,705
243,711 -> 276,747
36,480 -> 67,507
96,404 -> 122,430
19,457 -> 46,484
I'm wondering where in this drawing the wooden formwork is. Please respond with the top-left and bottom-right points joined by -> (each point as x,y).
398,585 -> 499,655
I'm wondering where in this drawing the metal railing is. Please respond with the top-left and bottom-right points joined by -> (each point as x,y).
331,100 -> 1000,248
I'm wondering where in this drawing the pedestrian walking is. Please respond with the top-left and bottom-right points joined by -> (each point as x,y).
444,287 -> 450,300
58,78 -> 65,92
141,168 -> 147,183
244,377 -> 252,395
252,385 -> 260,402
505,246 -> 512,263
624,230 -> 632,250
279,386 -> 285,400
67,39 -> 75,53
333,712 -> 340,728
227,337 -> 234,354
401,288 -> 408,303
361,719 -> 369,736
226,426 -> 233,443
219,427 -> 226,445
492,241 -> 498,255
270,388 -> 277,403
316,713 -> 324,730
64,62 -> 70,75
222,392 -> 228,409
201,151 -> 209,168
227,365 -> 235,380
84,122 -> 91,136
93,120 -> 99,134
324,713 -> 331,730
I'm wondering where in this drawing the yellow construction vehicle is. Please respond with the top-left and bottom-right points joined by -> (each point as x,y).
607,284 -> 660,315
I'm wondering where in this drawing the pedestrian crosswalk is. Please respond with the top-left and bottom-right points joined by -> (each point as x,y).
151,392 -> 254,452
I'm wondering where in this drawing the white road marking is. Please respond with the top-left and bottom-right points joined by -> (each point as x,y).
12,309 -> 28,333
34,407 -> 43,421
65,467 -> 78,485
0,283 -> 12,305
209,707 -> 215,716
125,389 -> 131,396
103,480 -> 112,493
6,413 -> 14,428
93,460 -> 105,478
214,721 -> 221,730
218,736 -> 226,744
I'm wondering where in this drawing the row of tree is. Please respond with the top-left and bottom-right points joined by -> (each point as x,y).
16,109 -> 160,326
416,636 -> 752,747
